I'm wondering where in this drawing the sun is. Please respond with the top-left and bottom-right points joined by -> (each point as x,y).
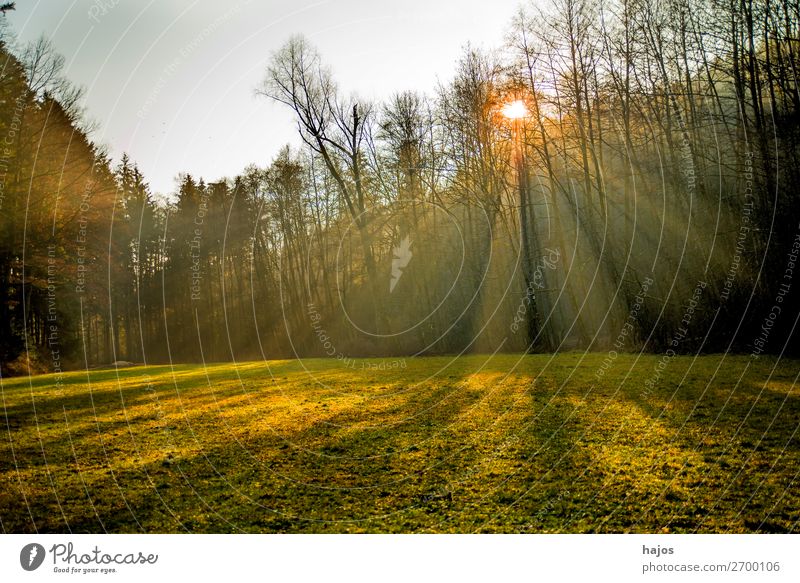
501,99 -> 528,120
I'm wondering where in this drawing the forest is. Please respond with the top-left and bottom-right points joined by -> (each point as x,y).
1,0 -> 799,375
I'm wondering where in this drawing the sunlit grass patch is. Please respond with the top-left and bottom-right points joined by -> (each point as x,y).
1,354 -> 798,533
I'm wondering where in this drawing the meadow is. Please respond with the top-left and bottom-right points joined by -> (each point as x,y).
1,353 -> 798,533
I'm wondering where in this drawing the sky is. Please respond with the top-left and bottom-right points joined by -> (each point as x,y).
6,0 -> 524,195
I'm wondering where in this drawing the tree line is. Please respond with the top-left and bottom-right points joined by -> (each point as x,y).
1,0 -> 799,375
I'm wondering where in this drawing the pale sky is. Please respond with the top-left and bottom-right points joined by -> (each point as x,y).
7,0 -> 523,195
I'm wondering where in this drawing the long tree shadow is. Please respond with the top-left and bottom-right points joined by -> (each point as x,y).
1,369 -> 482,532
2,362 -> 595,533
9,354 -> 794,533
599,354 -> 800,533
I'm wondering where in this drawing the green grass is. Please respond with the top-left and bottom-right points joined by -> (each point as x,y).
1,353 -> 798,533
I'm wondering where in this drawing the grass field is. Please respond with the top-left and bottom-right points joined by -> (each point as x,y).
1,353 -> 798,533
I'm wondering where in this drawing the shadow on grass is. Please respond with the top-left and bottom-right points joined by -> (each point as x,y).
595,355 -> 800,533
2,354 -> 798,533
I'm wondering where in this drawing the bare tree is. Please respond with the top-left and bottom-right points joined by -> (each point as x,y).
258,36 -> 381,311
